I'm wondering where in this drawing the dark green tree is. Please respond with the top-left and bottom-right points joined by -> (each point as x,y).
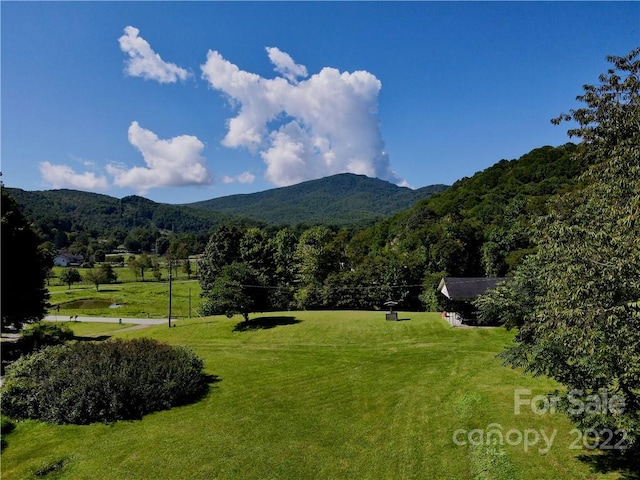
497,48 -> 640,455
199,262 -> 269,322
84,268 -> 108,291
99,263 -> 118,284
1,190 -> 50,331
134,253 -> 154,282
268,228 -> 298,310
294,226 -> 336,309
198,225 -> 244,293
183,259 -> 193,279
60,268 -> 83,290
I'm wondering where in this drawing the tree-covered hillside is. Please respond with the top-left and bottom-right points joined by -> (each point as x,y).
193,142 -> 595,315
4,188 -> 259,256
5,174 -> 447,258
186,173 -> 448,226
352,143 -> 589,280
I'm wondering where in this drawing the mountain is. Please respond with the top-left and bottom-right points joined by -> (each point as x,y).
3,175 -> 448,247
3,188 -> 261,238
185,174 -> 449,226
352,143 -> 590,278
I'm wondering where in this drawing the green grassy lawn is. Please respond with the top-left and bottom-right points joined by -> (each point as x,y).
48,279 -> 200,319
0,312 -> 620,479
58,321 -> 137,337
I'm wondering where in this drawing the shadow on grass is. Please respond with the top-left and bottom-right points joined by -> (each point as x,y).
233,316 -> 301,332
182,374 -> 222,407
578,450 -> 640,479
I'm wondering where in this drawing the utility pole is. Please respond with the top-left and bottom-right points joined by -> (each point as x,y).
168,261 -> 173,328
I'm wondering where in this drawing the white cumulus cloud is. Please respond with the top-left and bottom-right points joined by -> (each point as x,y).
106,121 -> 212,194
201,48 -> 403,187
221,171 -> 255,184
266,47 -> 308,84
39,162 -> 110,191
119,26 -> 190,83
237,171 -> 255,184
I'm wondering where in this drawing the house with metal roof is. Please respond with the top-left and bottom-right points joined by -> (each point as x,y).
438,277 -> 510,326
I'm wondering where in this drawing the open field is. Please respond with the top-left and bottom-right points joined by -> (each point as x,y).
0,311 -> 620,479
50,263 -> 197,287
48,279 -> 201,319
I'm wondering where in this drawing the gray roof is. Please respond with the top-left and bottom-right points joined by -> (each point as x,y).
438,277 -> 510,300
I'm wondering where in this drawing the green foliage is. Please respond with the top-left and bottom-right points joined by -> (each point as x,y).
474,257 -> 539,329
4,188 -> 256,252
1,322 -> 74,379
19,322 -> 74,352
347,142 -> 589,309
1,338 -> 209,424
1,189 -> 51,332
197,225 -> 244,290
199,262 -> 269,321
99,262 -> 118,283
83,268 -> 108,291
59,267 -> 82,290
499,47 -> 640,455
187,173 -> 448,226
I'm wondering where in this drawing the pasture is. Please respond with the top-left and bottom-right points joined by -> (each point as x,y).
0,311 -> 618,479
48,277 -> 200,319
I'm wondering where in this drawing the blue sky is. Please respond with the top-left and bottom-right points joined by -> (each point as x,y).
2,2 -> 638,204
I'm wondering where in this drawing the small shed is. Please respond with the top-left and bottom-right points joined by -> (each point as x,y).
438,277 -> 509,326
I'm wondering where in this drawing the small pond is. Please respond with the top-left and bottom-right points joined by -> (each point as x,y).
59,299 -> 121,309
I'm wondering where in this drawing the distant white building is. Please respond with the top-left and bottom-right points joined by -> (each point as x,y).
53,253 -> 84,267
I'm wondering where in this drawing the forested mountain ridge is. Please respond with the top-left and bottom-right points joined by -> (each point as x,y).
4,188 -> 259,248
185,173 -> 448,226
350,143 -> 590,281
4,188 -> 253,232
3,174 -> 447,255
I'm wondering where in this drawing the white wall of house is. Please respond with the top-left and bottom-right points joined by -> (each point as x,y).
443,311 -> 463,327
53,256 -> 70,267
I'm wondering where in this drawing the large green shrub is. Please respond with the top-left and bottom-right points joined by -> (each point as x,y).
19,322 -> 74,352
1,338 -> 209,424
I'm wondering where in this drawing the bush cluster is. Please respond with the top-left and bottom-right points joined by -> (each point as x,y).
1,338 -> 209,424
1,322 -> 73,376
19,322 -> 74,352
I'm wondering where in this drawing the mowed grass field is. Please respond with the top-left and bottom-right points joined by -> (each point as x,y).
1,312 -> 618,479
48,278 -> 200,319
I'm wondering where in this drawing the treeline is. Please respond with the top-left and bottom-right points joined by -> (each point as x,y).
5,188 -> 261,259
197,143 -> 593,313
5,175 -> 448,260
